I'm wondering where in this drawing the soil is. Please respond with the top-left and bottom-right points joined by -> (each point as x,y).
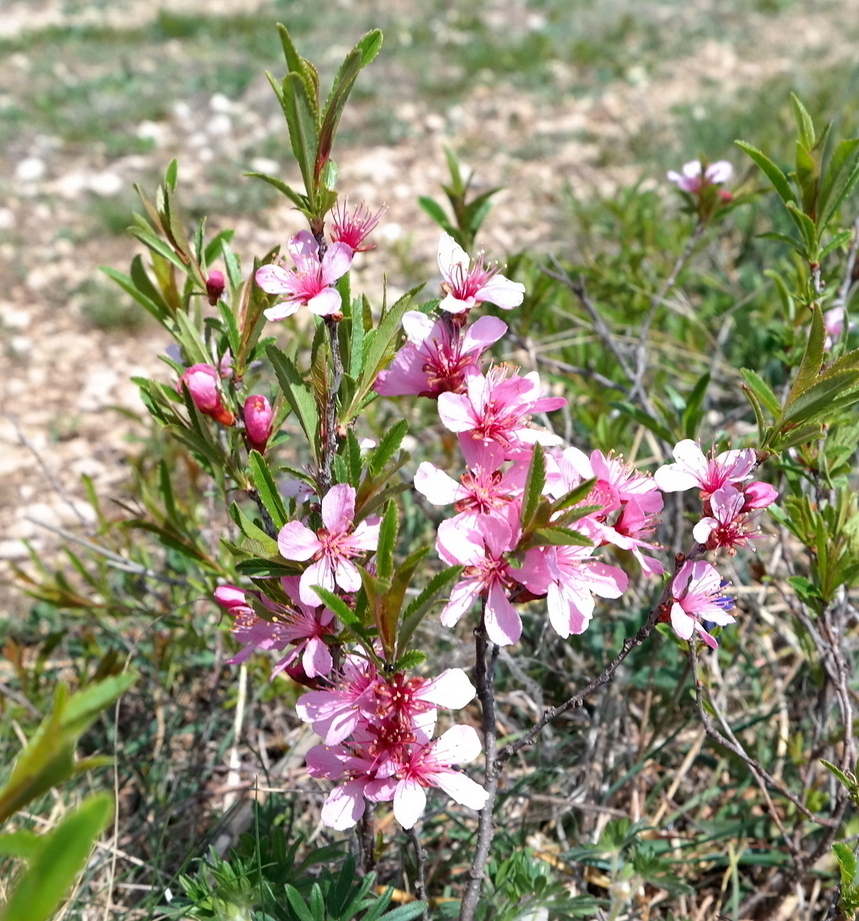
2,0 -> 858,609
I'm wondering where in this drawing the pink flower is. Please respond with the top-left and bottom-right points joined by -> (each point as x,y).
413,460 -> 526,523
692,484 -> 776,552
330,198 -> 385,253
243,394 -> 273,453
667,160 -> 733,193
436,515 -> 545,646
391,725 -> 489,829
741,481 -> 778,511
519,543 -> 628,638
437,233 -> 526,314
296,655 -> 380,744
277,484 -> 381,606
214,579 -> 336,679
438,367 -> 566,467
668,560 -> 735,649
255,230 -> 353,320
178,363 -> 235,426
654,440 -> 756,496
205,269 -> 225,305
375,312 -> 507,398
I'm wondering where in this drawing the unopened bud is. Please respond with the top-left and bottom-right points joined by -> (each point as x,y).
206,269 -> 226,305
244,394 -> 274,453
178,363 -> 235,426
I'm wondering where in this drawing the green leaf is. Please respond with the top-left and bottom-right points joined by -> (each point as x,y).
247,451 -> 288,529
820,138 -> 859,227
397,565 -> 463,659
318,31 -> 383,186
99,265 -> 171,326
780,369 -> 859,425
228,502 -> 280,554
368,420 -> 409,478
768,422 -> 824,452
267,344 -> 320,463
819,229 -> 854,261
418,196 -> 454,234
681,371 -> 710,438
244,171 -> 310,211
785,201 -> 818,253
520,444 -> 546,530
735,140 -> 795,205
1,794 -> 113,921
740,368 -> 781,417
790,93 -> 816,150
530,527 -> 593,547
376,902 -> 429,921
781,306 -> 825,415
0,674 -> 135,826
758,231 -> 805,255
375,501 -> 398,583
272,70 -> 320,207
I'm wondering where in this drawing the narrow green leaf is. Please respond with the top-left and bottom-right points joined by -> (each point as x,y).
397,566 -> 463,659
681,371 -> 710,438
819,229 -> 853,261
99,266 -> 171,325
790,94 -> 816,149
273,71 -> 319,203
227,502 -> 280,554
794,141 -> 819,217
2,794 -> 113,921
758,231 -> 805,255
735,140 -> 795,205
740,369 -> 781,417
418,196 -> 454,232
520,444 -> 546,530
368,420 -> 409,477
375,501 -> 398,583
530,527 -> 593,548
248,451 -> 288,529
244,171 -> 310,211
785,201 -> 818,252
284,885 -> 316,921
267,345 -> 320,463
549,477 -> 596,515
128,227 -> 189,272
781,369 -> 859,425
318,31 -> 383,185
781,305 -> 825,415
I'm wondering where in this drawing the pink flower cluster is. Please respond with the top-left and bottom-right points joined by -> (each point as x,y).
299,660 -> 488,829
655,440 -> 777,553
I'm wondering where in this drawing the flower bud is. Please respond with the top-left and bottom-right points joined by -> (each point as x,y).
178,363 -> 235,426
742,481 -> 778,511
214,584 -> 253,615
206,269 -> 225,305
244,394 -> 274,453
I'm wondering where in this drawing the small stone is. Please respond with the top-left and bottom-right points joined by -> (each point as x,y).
16,157 -> 45,182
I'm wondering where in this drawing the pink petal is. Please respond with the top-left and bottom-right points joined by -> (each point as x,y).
302,637 -> 333,678
440,579 -> 480,627
485,581 -> 521,646
431,724 -> 482,764
414,462 -> 463,505
256,264 -> 295,294
307,288 -> 343,317
321,779 -> 367,830
438,232 -> 469,278
393,777 -> 427,829
300,558 -> 335,606
333,557 -> 362,594
432,770 -> 489,811
670,602 -> 695,640
463,315 -> 508,350
420,669 -> 476,709
475,276 -> 526,310
264,301 -> 300,322
402,310 -> 435,344
321,242 -> 354,283
321,484 -> 355,533
278,521 -> 321,561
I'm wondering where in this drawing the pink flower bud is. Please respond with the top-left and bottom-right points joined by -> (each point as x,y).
214,584 -> 253,615
206,270 -> 225,306
244,394 -> 273,453
179,363 -> 235,426
742,481 -> 778,511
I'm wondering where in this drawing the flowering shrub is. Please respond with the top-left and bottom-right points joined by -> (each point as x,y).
12,23 -> 859,921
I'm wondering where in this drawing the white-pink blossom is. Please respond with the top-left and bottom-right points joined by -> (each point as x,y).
437,233 -> 525,314
256,230 -> 353,320
277,484 -> 380,606
667,160 -> 733,193
668,560 -> 735,649
654,440 -> 756,495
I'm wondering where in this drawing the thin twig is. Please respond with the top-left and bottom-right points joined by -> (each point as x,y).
407,825 -> 430,920
319,317 -> 344,495
459,607 -> 499,921
628,219 -> 706,406
507,332 -> 626,392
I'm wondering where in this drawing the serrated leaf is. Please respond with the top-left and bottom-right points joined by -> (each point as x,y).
247,451 -> 288,529
781,306 -> 825,413
781,369 -> 859,425
397,565 -> 463,659
735,140 -> 795,205
244,171 -> 310,211
520,444 -> 546,530
267,345 -> 320,463
530,527 -> 593,547
375,501 -> 398,583
368,420 -> 408,477
741,368 -> 781,417
318,31 -> 383,186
